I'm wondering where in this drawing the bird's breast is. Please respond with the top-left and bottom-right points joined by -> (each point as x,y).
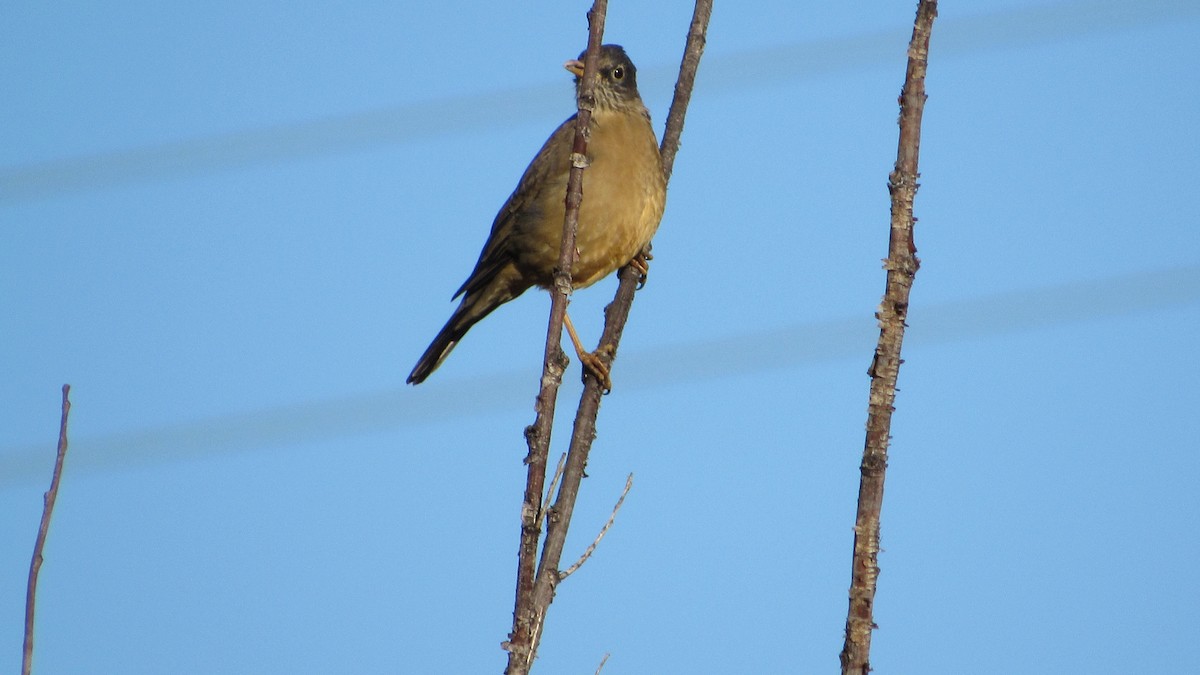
568,108 -> 666,288
508,106 -> 666,291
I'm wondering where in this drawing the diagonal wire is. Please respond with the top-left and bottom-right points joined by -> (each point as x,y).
1,265 -> 1195,484
1,0 -> 1196,202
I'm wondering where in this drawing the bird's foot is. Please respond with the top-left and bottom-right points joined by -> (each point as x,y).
630,249 -> 653,289
563,312 -> 614,392
579,344 -> 615,393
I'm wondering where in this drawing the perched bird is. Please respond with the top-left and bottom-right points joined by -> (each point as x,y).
407,44 -> 666,385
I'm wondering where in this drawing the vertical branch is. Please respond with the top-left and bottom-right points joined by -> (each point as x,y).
517,0 -> 713,669
839,2 -> 936,674
507,3 -> 608,672
23,384 -> 73,675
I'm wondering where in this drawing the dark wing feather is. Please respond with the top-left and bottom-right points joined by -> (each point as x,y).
453,114 -> 577,299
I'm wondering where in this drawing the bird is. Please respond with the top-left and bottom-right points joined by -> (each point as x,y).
407,44 -> 666,386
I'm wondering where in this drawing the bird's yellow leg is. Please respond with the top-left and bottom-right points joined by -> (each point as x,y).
563,312 -> 613,392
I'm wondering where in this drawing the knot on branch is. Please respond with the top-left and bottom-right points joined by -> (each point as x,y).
540,346 -> 569,382
552,273 -> 574,298
886,170 -> 920,194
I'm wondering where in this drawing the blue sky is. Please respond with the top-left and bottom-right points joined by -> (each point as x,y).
3,1 -> 1198,672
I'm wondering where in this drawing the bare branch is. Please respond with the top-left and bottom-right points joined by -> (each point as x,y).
659,0 -> 713,182
595,653 -> 611,674
514,1 -> 713,669
561,474 -> 633,580
840,2 -> 937,673
507,4 -> 609,672
506,2 -> 710,671
23,385 -> 73,675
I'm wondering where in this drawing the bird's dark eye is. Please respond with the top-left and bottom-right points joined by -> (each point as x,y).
611,66 -> 625,80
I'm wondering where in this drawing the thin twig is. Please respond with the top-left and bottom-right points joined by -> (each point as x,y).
23,384 -> 72,675
595,653 -> 611,674
659,0 -> 713,183
839,2 -> 936,674
561,474 -> 633,579
506,5 -> 609,672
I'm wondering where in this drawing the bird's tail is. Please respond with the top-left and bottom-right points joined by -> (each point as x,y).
407,305 -> 474,385
407,281 -> 517,385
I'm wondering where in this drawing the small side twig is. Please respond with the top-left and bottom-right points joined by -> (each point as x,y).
23,384 -> 73,675
839,2 -> 936,674
539,453 -> 568,528
594,653 -> 611,674
561,474 -> 633,580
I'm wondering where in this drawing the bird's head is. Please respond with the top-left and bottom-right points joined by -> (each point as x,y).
564,44 -> 642,111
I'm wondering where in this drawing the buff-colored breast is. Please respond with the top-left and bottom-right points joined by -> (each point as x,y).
510,105 -> 666,290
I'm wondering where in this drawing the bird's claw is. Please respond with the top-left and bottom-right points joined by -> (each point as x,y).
579,344 -> 615,393
630,251 -> 652,289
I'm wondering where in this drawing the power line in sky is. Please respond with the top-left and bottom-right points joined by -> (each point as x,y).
1,0 -> 1195,202
2,265 -> 1196,484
